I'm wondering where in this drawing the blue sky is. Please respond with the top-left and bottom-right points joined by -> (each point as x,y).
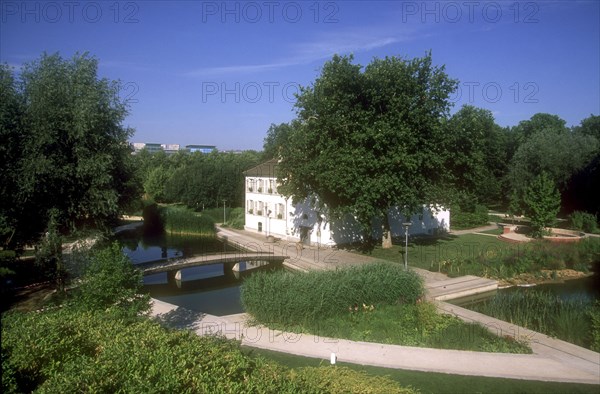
1,1 -> 599,150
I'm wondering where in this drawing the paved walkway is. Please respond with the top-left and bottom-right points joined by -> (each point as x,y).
216,226 -> 386,272
151,299 -> 599,385
149,225 -> 599,385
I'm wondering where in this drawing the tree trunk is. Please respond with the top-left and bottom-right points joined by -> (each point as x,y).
381,216 -> 393,249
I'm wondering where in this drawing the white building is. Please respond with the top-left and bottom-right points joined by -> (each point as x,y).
244,159 -> 450,247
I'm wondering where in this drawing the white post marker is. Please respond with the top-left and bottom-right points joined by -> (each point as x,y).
330,352 -> 336,365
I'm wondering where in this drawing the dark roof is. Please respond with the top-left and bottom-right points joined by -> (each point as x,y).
244,158 -> 279,178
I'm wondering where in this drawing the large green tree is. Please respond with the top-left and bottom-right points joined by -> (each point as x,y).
0,53 -> 137,248
278,53 -> 458,247
446,105 -> 509,205
507,128 -> 598,198
511,113 -> 568,142
261,121 -> 296,160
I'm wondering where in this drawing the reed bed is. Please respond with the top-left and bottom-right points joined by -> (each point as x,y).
241,264 -> 530,353
162,206 -> 216,236
471,290 -> 598,350
241,262 -> 424,327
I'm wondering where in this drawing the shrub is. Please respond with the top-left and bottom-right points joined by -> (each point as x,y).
1,308 -> 415,393
292,366 -> 415,394
223,207 -> 245,229
590,301 -> 600,352
451,204 -> 490,230
241,262 -> 424,327
142,202 -> 164,235
570,211 -> 598,233
73,242 -> 150,318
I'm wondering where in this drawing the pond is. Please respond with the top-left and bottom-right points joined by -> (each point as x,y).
119,228 -> 281,316
451,274 -> 599,308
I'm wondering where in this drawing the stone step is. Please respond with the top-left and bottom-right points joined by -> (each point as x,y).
426,275 -> 498,301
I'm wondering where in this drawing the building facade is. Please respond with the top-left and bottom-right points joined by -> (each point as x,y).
244,159 -> 450,247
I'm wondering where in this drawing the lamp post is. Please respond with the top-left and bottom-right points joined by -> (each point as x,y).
222,200 -> 226,224
402,222 -> 412,270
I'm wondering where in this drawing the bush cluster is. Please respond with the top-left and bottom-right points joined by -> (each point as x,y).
241,262 -> 424,327
1,309 -> 415,393
569,211 -> 599,234
450,204 -> 490,230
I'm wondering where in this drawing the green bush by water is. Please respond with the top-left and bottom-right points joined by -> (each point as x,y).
242,262 -> 424,327
241,262 -> 529,353
161,205 -> 216,236
471,290 -> 598,350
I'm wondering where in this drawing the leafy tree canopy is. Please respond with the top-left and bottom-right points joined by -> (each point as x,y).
508,128 -> 599,195
512,113 -> 568,142
523,172 -> 561,237
446,105 -> 508,205
277,53 -> 458,241
0,53 -> 137,248
262,121 -> 297,160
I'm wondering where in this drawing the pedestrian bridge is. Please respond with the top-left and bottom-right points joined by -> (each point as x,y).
136,252 -> 289,279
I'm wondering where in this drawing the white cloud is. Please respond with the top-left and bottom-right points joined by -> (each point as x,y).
183,28 -> 410,77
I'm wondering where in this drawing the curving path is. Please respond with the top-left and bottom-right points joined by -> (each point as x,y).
149,225 -> 600,385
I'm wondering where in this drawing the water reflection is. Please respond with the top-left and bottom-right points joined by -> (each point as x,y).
119,228 -> 279,316
452,274 -> 599,307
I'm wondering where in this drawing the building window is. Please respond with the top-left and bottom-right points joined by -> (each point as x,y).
257,201 -> 264,216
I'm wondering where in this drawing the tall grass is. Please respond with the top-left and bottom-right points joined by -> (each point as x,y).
202,207 -> 234,223
241,262 -> 424,327
241,262 -> 532,353
161,206 -> 215,236
222,207 -> 245,229
434,237 -> 600,279
471,290 -> 597,349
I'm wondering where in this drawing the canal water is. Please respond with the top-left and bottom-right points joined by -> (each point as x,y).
451,274 -> 599,307
119,229 -> 280,316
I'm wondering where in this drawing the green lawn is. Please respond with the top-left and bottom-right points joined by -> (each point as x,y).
246,347 -> 599,394
367,233 -> 520,272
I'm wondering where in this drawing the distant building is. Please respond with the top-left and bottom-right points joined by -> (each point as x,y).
161,144 -> 180,155
130,142 -> 217,155
144,143 -> 163,154
131,142 -> 146,153
186,144 -> 216,154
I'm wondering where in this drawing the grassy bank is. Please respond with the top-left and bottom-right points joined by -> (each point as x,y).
369,234 -> 600,280
242,263 -> 530,353
470,290 -> 600,351
249,347 -> 599,394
